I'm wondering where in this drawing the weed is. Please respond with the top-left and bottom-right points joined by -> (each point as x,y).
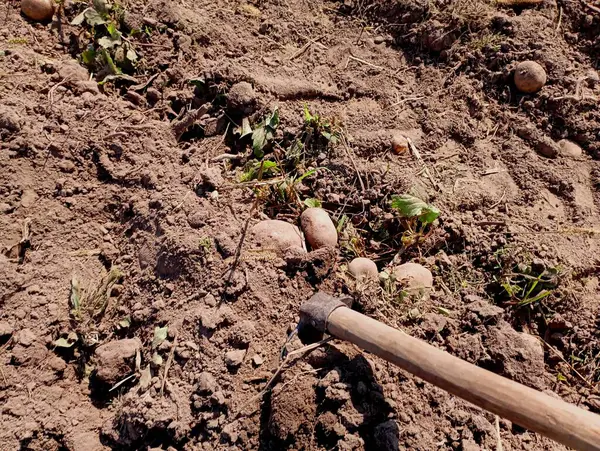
468,32 -> 503,52
198,236 -> 213,254
240,160 -> 280,182
55,267 -> 123,350
71,0 -> 138,81
337,214 -> 365,258
250,108 -> 280,158
490,249 -> 562,308
390,194 -> 440,249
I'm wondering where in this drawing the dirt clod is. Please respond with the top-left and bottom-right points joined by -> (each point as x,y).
227,82 -> 258,115
224,349 -> 246,368
484,321 -> 545,388
93,338 -> 142,385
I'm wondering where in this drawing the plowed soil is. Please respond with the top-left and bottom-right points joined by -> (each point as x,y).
1,0 -> 600,450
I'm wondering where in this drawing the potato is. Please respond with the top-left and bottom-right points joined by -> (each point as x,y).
391,134 -> 409,154
21,0 -> 55,21
348,257 -> 378,281
251,220 -> 305,254
514,61 -> 547,94
300,207 -> 337,250
558,139 -> 582,159
393,263 -> 433,296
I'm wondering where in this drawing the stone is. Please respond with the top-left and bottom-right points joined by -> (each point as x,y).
252,354 -> 264,366
225,349 -> 246,368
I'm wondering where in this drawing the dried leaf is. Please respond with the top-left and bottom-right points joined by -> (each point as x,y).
152,326 -> 168,349
54,337 -> 75,348
139,365 -> 151,389
152,352 -> 163,366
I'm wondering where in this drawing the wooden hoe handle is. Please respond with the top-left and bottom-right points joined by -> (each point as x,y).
300,292 -> 600,450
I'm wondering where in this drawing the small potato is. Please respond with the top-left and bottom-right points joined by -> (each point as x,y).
514,61 -> 547,94
21,0 -> 55,21
251,220 -> 305,254
300,207 -> 337,250
391,134 -> 409,154
348,257 -> 378,282
558,139 -> 582,159
393,263 -> 433,296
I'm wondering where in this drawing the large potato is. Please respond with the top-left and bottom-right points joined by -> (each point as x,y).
393,263 -> 433,296
21,0 -> 55,21
251,220 -> 305,254
348,257 -> 378,282
300,207 -> 337,250
514,61 -> 547,94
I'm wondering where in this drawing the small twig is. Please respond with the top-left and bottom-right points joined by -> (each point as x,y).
109,373 -> 136,392
407,137 -> 440,191
583,0 -> 600,13
210,153 -> 244,162
160,331 -> 178,396
341,133 -> 366,192
347,55 -> 384,70
233,336 -> 334,418
488,189 -> 507,210
538,337 -> 598,392
556,6 -> 563,31
495,415 -> 503,451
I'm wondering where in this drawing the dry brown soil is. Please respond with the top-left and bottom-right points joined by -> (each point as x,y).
1,0 -> 600,449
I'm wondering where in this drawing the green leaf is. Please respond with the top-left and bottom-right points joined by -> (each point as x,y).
81,47 -> 97,65
557,373 -> 567,382
267,107 -> 280,130
303,198 -> 322,208
189,77 -> 205,88
106,22 -> 120,39
100,49 -> 120,75
390,194 -> 440,224
295,168 -> 317,184
321,131 -> 338,144
518,289 -> 551,307
70,276 -> 82,313
303,104 -> 313,123
54,337 -> 75,348
152,326 -> 168,349
252,127 -> 267,158
84,8 -> 107,26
